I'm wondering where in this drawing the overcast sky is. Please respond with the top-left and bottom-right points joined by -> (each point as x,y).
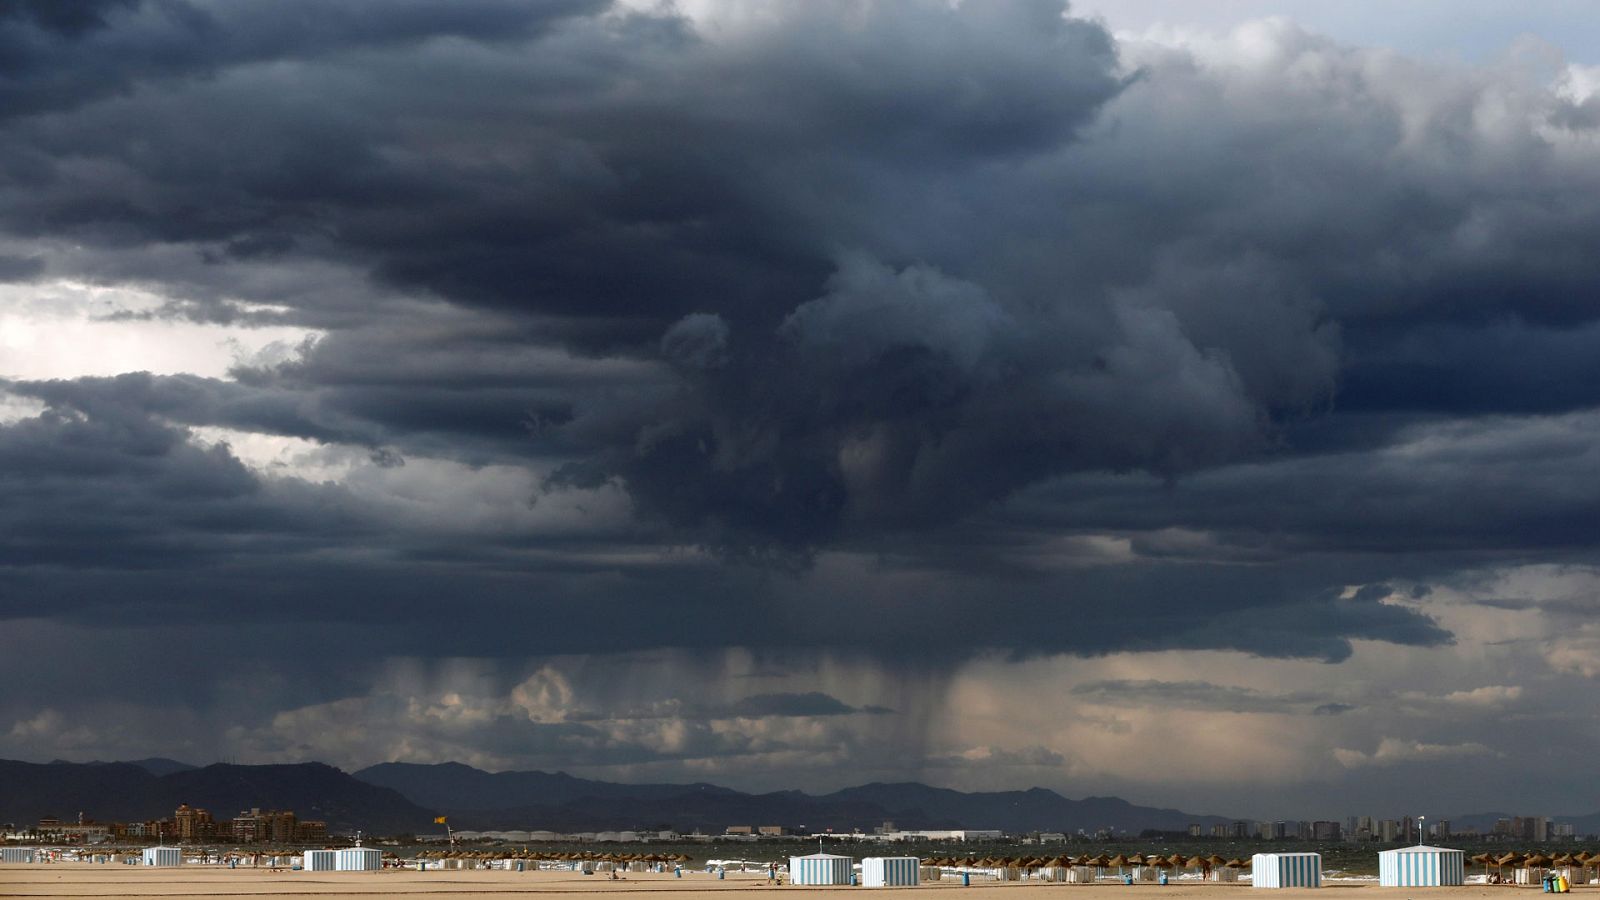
4,0 -> 1600,822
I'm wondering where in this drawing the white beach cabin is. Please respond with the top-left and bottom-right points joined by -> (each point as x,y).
1252,853 -> 1321,888
0,848 -> 36,863
790,853 -> 854,885
142,847 -> 182,867
336,847 -> 383,871
303,849 -> 337,871
862,857 -> 920,887
1379,846 -> 1465,887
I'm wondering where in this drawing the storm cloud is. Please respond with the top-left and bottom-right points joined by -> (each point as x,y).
2,0 -> 1600,815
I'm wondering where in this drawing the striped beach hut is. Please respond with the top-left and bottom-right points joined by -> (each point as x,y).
790,853 -> 854,885
862,857 -> 920,887
303,849 -> 337,871
142,847 -> 182,867
1252,853 -> 1321,888
0,848 -> 36,863
1379,846 -> 1465,887
336,847 -> 383,871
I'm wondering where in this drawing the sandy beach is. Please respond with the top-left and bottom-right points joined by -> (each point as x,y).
0,866 -> 1556,900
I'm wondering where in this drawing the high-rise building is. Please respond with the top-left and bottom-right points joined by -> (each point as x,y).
1509,816 -> 1549,842
1314,821 -> 1342,841
233,808 -> 263,843
1379,820 -> 1400,842
173,805 -> 214,842
264,810 -> 297,843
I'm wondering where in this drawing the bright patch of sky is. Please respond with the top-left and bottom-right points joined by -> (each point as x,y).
1076,0 -> 1600,64
0,280 -> 316,381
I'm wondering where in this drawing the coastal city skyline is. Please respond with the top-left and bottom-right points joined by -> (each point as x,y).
5,0 -> 1600,830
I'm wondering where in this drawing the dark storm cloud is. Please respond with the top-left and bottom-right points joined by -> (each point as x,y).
0,252 -> 42,281
0,0 -> 604,119
3,0 -> 1600,745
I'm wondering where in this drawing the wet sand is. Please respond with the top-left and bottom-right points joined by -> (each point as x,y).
0,866 -> 1555,900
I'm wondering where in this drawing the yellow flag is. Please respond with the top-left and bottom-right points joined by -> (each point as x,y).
434,816 -> 448,824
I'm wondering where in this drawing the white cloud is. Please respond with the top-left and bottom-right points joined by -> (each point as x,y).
1545,628 -> 1600,678
1438,685 -> 1524,706
1333,738 -> 1498,768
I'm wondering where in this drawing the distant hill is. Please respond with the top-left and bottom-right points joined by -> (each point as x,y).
1,760 -> 166,824
820,782 -> 1224,834
125,758 -> 199,777
354,762 -> 740,811
0,760 -> 435,835
72,758 -> 199,777
355,762 -> 1231,834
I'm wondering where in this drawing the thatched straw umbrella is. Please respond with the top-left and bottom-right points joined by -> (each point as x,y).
1469,853 -> 1492,879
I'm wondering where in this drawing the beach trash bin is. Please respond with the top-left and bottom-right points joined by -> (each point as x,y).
676,867 -> 682,878
719,868 -> 726,880
1124,873 -> 1134,885
962,872 -> 970,887
852,874 -> 858,886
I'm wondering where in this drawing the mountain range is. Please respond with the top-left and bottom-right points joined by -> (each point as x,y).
0,760 -> 434,834
0,757 -> 1230,835
10,758 -> 1599,838
353,762 -> 1233,834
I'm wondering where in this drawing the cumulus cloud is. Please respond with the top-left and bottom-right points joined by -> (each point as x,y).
1333,738 -> 1499,768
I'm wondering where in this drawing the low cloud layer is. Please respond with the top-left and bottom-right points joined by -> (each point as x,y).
2,0 -> 1599,815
